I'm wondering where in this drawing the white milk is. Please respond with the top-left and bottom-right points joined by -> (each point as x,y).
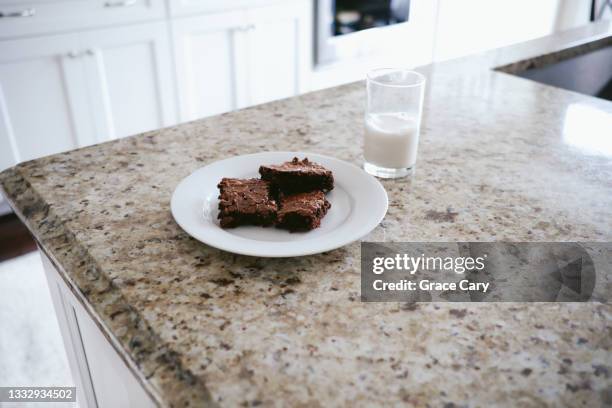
364,112 -> 420,169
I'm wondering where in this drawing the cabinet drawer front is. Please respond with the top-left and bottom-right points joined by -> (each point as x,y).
0,0 -> 165,40
169,0 -> 284,17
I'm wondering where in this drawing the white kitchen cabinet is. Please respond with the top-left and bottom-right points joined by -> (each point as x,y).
0,32 -> 97,170
172,0 -> 311,122
246,0 -> 311,105
41,250 -> 157,408
0,0 -> 312,170
0,21 -> 177,170
172,10 -> 249,121
78,21 -> 178,140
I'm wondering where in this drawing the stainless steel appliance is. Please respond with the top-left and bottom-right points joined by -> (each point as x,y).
316,0 -> 412,65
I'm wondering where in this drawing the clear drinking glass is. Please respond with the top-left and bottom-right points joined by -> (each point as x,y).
363,68 -> 426,178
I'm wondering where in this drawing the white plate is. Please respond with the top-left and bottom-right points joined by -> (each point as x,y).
171,152 -> 388,257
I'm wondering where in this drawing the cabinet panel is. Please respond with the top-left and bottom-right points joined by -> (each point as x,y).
172,3 -> 311,121
76,300 -> 157,408
0,33 -> 96,169
247,1 -> 311,105
181,29 -> 236,119
0,83 -> 17,170
41,252 -> 100,408
0,0 -> 166,41
79,22 -> 178,140
41,250 -> 157,408
0,58 -> 75,160
172,11 -> 247,121
97,43 -> 161,137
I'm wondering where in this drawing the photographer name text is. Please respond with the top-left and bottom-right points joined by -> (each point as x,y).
371,253 -> 490,293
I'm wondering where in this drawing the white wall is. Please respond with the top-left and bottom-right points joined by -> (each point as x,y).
432,0 -> 595,62
435,0 -> 557,61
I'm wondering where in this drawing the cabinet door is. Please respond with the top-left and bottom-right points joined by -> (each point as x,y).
41,251 -> 157,408
172,10 -> 248,122
246,0 -> 311,105
0,33 -> 96,170
78,22 -> 178,140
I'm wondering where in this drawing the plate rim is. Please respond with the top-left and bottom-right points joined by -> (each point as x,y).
171,151 -> 388,257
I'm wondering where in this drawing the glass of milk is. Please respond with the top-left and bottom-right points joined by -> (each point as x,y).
364,68 -> 426,178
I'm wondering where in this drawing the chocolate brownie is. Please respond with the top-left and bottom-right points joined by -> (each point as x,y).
259,157 -> 334,193
217,178 -> 277,228
276,190 -> 331,232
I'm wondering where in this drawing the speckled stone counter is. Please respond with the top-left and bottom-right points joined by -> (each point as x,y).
2,22 -> 612,407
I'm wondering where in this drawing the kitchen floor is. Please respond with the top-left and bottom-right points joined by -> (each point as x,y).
0,219 -> 74,407
0,214 -> 37,262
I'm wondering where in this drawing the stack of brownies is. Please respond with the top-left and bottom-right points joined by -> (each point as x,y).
217,157 -> 334,232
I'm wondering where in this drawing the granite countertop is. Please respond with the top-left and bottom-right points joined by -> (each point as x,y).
2,22 -> 612,407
